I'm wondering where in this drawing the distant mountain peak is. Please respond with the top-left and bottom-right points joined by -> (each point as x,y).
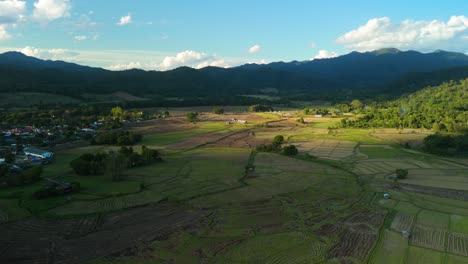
371,48 -> 402,55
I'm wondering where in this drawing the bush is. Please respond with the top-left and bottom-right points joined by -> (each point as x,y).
248,104 -> 273,112
93,131 -> 143,146
283,145 -> 298,156
70,153 -> 108,175
273,135 -> 285,145
395,169 -> 408,179
213,107 -> 224,115
186,112 -> 199,122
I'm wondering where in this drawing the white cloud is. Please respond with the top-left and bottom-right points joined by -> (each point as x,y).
107,50 -> 240,71
117,15 -> 132,26
18,46 -> 79,60
32,0 -> 71,23
248,44 -> 262,54
312,50 -> 339,60
310,42 -> 316,48
74,35 -> 87,41
0,46 -> 263,71
107,62 -> 142,71
0,0 -> 26,24
159,50 -> 231,70
0,0 -> 26,41
0,25 -> 11,41
337,16 -> 468,52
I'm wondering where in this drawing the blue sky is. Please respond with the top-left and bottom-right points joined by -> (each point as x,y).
0,0 -> 467,70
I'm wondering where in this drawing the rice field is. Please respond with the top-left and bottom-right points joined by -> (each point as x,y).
3,110 -> 468,264
294,139 -> 357,160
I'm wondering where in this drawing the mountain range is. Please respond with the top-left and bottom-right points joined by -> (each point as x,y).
0,48 -> 468,102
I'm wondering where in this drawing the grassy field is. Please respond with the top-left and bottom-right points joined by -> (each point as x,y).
3,110 -> 468,264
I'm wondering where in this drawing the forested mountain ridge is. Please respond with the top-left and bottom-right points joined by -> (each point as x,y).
340,79 -> 468,131
0,49 -> 468,101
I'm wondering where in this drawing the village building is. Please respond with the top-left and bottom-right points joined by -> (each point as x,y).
24,148 -> 54,160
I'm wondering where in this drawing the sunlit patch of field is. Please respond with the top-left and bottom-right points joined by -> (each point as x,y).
370,128 -> 432,147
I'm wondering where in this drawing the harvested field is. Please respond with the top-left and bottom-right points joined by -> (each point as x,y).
391,213 -> 414,232
346,210 -> 386,229
126,116 -> 195,135
294,139 -> 356,160
448,232 -> 468,256
216,232 -> 327,264
327,229 -> 376,262
353,157 -> 467,176
411,225 -> 447,251
205,129 -> 267,148
192,153 -> 353,206
401,169 -> 468,191
0,203 -> 202,264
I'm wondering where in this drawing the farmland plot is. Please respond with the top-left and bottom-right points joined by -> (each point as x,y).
192,153 -> 352,206
410,225 -> 448,251
294,139 -> 356,160
391,213 -> 414,232
370,230 -> 408,264
448,232 -> 468,256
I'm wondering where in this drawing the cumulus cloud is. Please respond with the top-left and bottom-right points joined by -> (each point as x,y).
117,15 -> 132,26
32,0 -> 71,23
312,50 -> 339,60
74,35 -> 87,41
337,16 -> 468,52
107,62 -> 143,71
18,46 -> 79,60
107,50 -> 235,71
0,25 -> 10,40
248,44 -> 262,54
0,0 -> 26,24
0,0 -> 26,41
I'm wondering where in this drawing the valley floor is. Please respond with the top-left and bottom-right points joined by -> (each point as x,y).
1,111 -> 467,264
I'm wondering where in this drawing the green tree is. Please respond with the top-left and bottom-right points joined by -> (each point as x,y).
273,135 -> 284,145
283,145 -> 298,156
186,112 -> 199,122
432,122 -> 440,132
213,107 -> 225,115
350,99 -> 363,110
106,151 -> 127,182
111,107 -> 124,120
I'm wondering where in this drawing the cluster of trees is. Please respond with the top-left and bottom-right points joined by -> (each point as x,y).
303,108 -> 330,116
70,145 -> 161,180
248,104 -> 273,112
423,133 -> 468,156
0,165 -> 43,187
256,135 -> 298,156
338,80 -> 468,131
212,108 -> 225,115
92,131 -> 143,146
186,112 -> 199,122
